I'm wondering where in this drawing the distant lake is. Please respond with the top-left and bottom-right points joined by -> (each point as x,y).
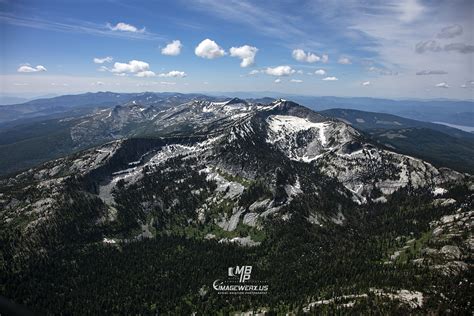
433,122 -> 474,132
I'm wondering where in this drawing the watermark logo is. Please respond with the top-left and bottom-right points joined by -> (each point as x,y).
213,265 -> 269,295
228,265 -> 252,283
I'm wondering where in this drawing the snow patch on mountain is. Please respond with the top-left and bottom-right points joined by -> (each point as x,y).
266,115 -> 334,162
266,115 -> 329,145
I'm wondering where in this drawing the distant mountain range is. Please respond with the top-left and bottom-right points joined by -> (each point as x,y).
290,96 -> 474,128
207,92 -> 474,128
0,96 -> 30,105
321,108 -> 474,138
0,92 -> 473,176
2,92 -> 473,127
0,93 -> 218,175
0,92 -> 212,124
322,109 -> 474,174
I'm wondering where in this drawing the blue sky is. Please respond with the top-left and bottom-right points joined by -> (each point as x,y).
0,0 -> 473,99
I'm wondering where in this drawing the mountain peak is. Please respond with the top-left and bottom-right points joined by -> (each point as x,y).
270,98 -> 300,109
225,97 -> 247,105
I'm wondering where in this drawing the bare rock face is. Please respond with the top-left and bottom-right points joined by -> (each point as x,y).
440,245 -> 462,260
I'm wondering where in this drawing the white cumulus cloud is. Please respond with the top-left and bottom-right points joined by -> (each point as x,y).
195,39 -> 225,59
161,40 -> 182,56
338,57 -> 351,64
93,56 -> 113,64
435,82 -> 449,88
110,60 -> 150,74
290,79 -> 303,83
265,65 -> 295,76
17,64 -> 47,73
158,70 -> 187,78
135,71 -> 156,77
322,76 -> 338,81
315,69 -> 326,75
292,49 -> 321,63
248,69 -> 260,75
107,22 -> 144,33
230,45 -> 258,67
274,78 -> 281,83
362,81 -> 371,86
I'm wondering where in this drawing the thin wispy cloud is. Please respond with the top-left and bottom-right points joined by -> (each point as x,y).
415,40 -> 442,54
107,22 -> 145,33
437,25 -> 463,39
0,12 -> 163,40
187,0 -> 320,48
416,41 -> 474,54
460,81 -> 474,88
416,70 -> 448,75
340,0 -> 472,96
396,0 -> 425,23
338,57 -> 351,65
368,66 -> 398,76
93,57 -> 113,64
444,43 -> 474,54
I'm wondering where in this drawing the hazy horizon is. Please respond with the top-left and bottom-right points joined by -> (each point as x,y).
2,89 -> 474,104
